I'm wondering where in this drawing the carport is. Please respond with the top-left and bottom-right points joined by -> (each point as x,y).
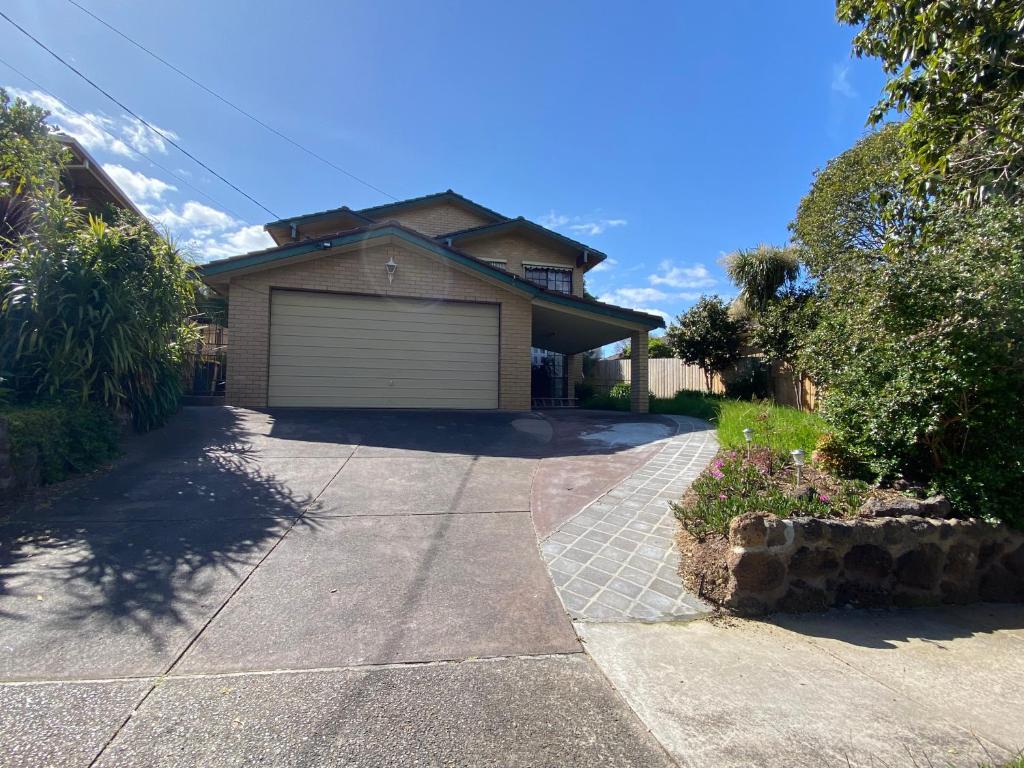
531,297 -> 656,413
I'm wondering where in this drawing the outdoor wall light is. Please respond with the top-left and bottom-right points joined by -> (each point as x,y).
743,428 -> 754,459
791,448 -> 806,486
385,256 -> 398,285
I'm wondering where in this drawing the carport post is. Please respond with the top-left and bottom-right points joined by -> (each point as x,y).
630,330 -> 649,414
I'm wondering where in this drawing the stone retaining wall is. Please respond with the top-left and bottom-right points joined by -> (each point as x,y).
722,512 -> 1024,615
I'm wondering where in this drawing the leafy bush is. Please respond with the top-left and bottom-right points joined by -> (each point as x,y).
1,211 -> 200,431
674,448 -> 867,537
807,196 -> 1024,525
574,381 -> 595,402
609,381 -> 632,401
2,402 -> 119,484
722,359 -> 770,401
665,296 -> 742,390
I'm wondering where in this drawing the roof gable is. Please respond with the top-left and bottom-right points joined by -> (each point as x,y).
357,190 -> 508,224
440,217 -> 607,270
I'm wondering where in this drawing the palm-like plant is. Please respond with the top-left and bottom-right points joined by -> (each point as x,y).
722,244 -> 800,316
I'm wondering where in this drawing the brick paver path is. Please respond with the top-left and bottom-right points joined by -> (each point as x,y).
541,416 -> 717,621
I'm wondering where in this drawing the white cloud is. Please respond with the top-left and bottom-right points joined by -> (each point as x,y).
537,210 -> 627,237
649,260 -> 716,289
567,218 -> 627,237
597,290 -> 671,326
102,164 -> 176,202
190,224 -> 274,262
537,210 -> 569,229
5,86 -> 178,158
831,63 -> 856,99
588,256 -> 618,274
143,200 -> 236,236
600,287 -> 668,305
121,117 -> 178,154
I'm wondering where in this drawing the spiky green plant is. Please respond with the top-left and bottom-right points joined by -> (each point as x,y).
721,244 -> 800,316
0,204 -> 200,430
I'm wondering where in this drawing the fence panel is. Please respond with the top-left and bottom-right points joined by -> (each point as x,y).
587,358 -> 724,397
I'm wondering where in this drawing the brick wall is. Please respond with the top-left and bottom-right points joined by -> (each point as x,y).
459,234 -> 585,297
226,240 -> 532,410
383,203 -> 494,237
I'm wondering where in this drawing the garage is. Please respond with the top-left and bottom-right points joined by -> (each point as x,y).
267,290 -> 500,408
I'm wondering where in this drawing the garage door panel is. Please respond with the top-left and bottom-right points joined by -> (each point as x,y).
271,326 -> 498,348
270,302 -> 497,325
269,370 -> 499,386
268,339 -> 499,360
271,318 -> 499,339
268,291 -> 500,409
271,294 -> 495,320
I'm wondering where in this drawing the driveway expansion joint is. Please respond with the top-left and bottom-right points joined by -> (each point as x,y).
542,416 -> 717,622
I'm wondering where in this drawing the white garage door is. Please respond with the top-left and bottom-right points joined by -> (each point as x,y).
268,290 -> 500,408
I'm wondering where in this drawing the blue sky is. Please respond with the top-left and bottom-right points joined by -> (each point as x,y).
2,0 -> 885,326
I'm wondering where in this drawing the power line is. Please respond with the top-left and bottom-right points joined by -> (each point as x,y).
0,9 -> 280,219
64,0 -> 398,202
0,56 -> 249,223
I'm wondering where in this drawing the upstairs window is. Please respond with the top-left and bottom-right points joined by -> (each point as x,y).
524,265 -> 572,294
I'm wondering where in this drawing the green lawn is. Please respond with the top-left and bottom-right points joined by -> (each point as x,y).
585,388 -> 827,454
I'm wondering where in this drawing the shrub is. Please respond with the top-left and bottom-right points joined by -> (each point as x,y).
609,381 -> 631,401
1,211 -> 200,431
722,359 -> 770,401
574,381 -> 595,402
807,196 -> 1024,525
2,402 -> 119,484
665,296 -> 742,390
674,448 -> 868,537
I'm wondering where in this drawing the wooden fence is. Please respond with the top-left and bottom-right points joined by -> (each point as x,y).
587,357 -> 817,411
587,359 -> 726,397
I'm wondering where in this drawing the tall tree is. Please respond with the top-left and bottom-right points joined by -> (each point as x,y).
791,124 -> 907,279
665,297 -> 742,391
838,0 -> 1024,203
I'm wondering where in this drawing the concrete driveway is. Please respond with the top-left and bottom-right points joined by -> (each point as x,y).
0,406 -> 680,767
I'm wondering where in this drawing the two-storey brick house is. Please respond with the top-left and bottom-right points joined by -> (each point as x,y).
198,190 -> 660,412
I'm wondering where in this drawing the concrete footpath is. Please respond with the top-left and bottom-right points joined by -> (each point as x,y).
579,605 -> 1024,768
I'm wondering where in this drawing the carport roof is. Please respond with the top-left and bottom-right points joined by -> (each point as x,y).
196,222 -> 664,332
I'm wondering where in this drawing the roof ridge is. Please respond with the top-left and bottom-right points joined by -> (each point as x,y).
357,189 -> 508,222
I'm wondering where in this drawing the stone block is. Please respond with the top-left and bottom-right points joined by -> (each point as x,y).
764,516 -> 789,548
895,544 -> 944,590
777,579 -> 831,613
788,546 -> 839,580
979,565 -> 1023,602
729,512 -> 769,549
843,544 -> 893,582
943,541 -> 979,583
726,550 -> 785,593
1003,543 -> 1024,578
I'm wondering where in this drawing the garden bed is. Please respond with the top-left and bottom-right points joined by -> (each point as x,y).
674,446 -> 1024,614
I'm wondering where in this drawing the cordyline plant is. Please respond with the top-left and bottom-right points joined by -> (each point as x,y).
0,199 -> 200,430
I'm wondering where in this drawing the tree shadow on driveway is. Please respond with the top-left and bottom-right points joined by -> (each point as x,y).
0,408 -> 334,680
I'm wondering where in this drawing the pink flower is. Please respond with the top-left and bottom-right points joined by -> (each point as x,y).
718,493 -> 728,501
710,469 -> 724,479
818,493 -> 831,503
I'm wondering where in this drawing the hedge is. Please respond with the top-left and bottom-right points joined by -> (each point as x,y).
1,403 -> 120,485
